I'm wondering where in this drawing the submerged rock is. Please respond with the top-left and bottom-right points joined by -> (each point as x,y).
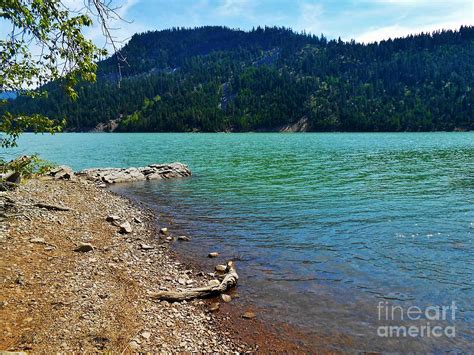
208,252 -> 219,258
221,294 -> 232,303
209,302 -> 220,313
242,311 -> 256,319
177,235 -> 191,241
77,162 -> 191,184
215,264 -> 227,272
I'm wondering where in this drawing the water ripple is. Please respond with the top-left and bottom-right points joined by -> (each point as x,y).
9,131 -> 474,350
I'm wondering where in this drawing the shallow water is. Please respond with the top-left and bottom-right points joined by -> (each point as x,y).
8,132 -> 474,351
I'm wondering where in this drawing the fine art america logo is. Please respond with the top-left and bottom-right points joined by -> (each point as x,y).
377,301 -> 457,338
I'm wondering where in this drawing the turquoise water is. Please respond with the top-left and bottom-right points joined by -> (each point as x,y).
6,132 -> 474,351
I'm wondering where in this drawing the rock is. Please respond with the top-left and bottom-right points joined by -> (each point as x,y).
133,217 -> 142,223
221,294 -> 232,303
242,311 -> 256,319
177,235 -> 191,241
29,237 -> 46,244
119,221 -> 132,234
15,276 -> 25,285
74,243 -> 94,253
77,162 -> 191,184
178,278 -> 186,285
144,172 -> 163,180
0,180 -> 18,191
1,171 -> 21,184
208,252 -> 219,258
141,331 -> 151,340
140,244 -> 154,250
215,264 -> 227,272
159,227 -> 168,235
209,302 -> 220,313
49,165 -> 75,180
106,215 -> 120,222
128,340 -> 140,350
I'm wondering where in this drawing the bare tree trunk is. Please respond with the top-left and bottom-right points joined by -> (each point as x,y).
150,261 -> 238,302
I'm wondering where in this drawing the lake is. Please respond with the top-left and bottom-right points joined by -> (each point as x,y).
6,132 -> 474,351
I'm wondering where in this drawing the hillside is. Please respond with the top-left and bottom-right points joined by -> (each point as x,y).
4,26 -> 474,132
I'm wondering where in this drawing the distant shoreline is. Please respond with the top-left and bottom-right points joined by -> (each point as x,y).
33,129 -> 474,134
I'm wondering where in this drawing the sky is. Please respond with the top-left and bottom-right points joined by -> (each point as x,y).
0,0 -> 473,52
86,0 -> 474,48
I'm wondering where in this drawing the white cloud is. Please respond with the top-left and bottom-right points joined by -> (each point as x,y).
372,0 -> 430,4
295,2 -> 324,34
359,0 -> 466,5
355,4 -> 474,43
216,0 -> 254,17
357,22 -> 471,43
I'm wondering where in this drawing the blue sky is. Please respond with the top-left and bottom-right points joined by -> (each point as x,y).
1,0 -> 473,50
90,0 -> 473,46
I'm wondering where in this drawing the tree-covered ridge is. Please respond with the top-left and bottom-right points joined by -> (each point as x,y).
5,25 -> 474,132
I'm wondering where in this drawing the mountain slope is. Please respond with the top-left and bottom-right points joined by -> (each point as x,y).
5,25 -> 474,132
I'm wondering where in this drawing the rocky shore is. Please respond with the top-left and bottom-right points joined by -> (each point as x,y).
78,162 -> 192,184
0,166 -> 312,352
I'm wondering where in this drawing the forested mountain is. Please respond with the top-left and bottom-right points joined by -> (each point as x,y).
5,26 -> 474,132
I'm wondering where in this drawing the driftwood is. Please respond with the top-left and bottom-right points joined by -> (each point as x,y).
151,261 -> 238,302
34,202 -> 71,211
0,197 -> 71,212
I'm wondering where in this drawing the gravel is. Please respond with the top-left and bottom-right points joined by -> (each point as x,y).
0,177 -> 250,352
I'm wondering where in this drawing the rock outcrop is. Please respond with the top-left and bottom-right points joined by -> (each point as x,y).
279,116 -> 309,132
90,119 -> 120,132
77,162 -> 191,184
49,165 -> 75,180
